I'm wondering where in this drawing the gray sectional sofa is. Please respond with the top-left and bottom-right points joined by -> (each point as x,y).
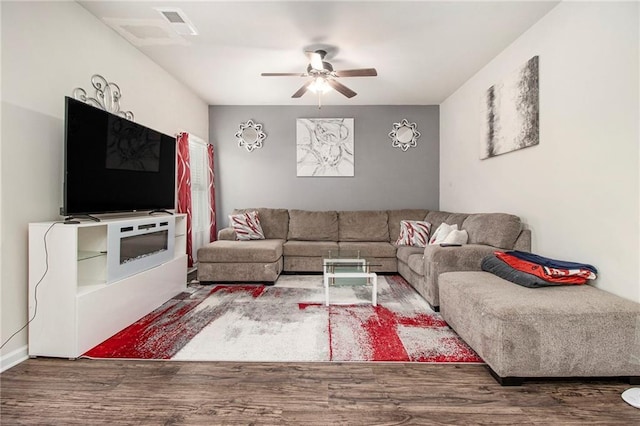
396,210 -> 530,308
197,207 -> 640,385
197,207 -> 530,309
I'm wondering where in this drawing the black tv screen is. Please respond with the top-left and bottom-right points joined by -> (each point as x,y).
63,96 -> 176,216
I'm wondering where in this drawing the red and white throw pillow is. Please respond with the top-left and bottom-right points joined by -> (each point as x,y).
395,220 -> 432,247
229,211 -> 265,240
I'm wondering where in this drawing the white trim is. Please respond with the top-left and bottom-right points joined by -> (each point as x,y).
1,344 -> 28,372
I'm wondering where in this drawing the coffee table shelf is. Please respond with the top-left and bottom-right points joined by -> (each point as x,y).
323,257 -> 377,306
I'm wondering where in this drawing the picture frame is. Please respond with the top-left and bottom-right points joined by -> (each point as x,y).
296,118 -> 354,177
480,56 -> 539,159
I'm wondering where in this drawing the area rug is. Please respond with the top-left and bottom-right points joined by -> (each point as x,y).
84,275 -> 483,363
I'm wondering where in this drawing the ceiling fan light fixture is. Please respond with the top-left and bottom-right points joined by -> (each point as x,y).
307,49 -> 327,71
308,77 -> 332,94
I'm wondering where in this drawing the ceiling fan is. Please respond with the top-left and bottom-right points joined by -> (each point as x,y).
261,49 -> 377,104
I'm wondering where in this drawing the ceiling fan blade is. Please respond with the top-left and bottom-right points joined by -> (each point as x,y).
334,68 -> 378,77
326,79 -> 357,98
292,81 -> 312,98
305,51 -> 324,71
261,72 -> 307,77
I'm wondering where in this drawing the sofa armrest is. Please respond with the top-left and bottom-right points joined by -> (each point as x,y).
218,227 -> 236,240
423,244 -> 497,273
513,228 -> 531,252
422,244 -> 497,307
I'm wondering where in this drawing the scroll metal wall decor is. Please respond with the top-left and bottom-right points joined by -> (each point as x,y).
235,120 -> 266,152
389,119 -> 420,152
73,74 -> 134,120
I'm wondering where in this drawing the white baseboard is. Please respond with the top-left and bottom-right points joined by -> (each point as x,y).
1,345 -> 28,373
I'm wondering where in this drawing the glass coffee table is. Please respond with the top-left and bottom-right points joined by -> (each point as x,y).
323,251 -> 377,306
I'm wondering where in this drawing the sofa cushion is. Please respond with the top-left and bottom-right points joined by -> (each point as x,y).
218,227 -> 236,241
232,208 -> 289,240
338,210 -> 389,241
338,241 -> 397,258
407,253 -> 425,275
197,258 -> 282,283
197,239 -> 284,263
287,210 -> 339,241
462,213 -> 523,249
229,211 -> 265,240
387,209 -> 430,242
439,271 -> 640,378
444,213 -> 469,229
424,211 -> 453,233
396,246 -> 424,264
283,240 -> 339,257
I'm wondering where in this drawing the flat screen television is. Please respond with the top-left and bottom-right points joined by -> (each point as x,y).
63,96 -> 176,217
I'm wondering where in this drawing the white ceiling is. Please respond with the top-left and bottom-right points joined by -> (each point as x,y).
79,1 -> 559,106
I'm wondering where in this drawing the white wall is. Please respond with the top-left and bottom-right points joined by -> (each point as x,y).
0,1 -> 208,369
440,2 -> 639,302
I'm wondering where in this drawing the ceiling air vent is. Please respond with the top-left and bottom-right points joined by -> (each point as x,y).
155,8 -> 198,36
103,18 -> 188,46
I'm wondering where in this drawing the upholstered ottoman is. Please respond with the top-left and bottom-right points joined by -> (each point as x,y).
197,239 -> 284,283
439,271 -> 640,385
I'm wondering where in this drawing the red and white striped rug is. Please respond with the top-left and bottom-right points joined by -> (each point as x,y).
84,275 -> 482,363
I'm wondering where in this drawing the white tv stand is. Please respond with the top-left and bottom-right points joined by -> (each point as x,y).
28,214 -> 188,358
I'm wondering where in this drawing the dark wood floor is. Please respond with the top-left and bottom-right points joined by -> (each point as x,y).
2,359 -> 640,425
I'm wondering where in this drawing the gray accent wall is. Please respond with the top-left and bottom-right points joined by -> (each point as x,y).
209,105 -> 439,230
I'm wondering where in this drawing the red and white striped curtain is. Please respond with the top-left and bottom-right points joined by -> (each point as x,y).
176,132 -> 194,267
207,144 -> 217,242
